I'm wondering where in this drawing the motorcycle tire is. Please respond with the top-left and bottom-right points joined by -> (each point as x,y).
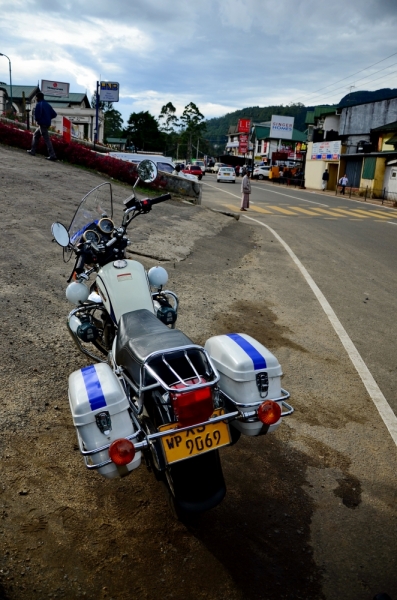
164,450 -> 226,516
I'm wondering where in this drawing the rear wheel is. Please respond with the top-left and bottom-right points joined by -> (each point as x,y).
258,174 -> 264,180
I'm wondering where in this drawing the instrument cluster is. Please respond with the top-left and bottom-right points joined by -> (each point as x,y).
82,218 -> 115,244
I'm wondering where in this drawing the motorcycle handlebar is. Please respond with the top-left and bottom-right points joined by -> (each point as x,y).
148,193 -> 171,206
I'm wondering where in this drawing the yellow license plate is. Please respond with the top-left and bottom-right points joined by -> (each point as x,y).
159,412 -> 231,465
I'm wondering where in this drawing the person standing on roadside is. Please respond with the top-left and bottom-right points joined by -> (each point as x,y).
322,168 -> 329,191
338,173 -> 348,194
27,92 -> 57,161
240,170 -> 251,211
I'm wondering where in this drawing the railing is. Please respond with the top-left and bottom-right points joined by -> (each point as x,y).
334,184 -> 397,206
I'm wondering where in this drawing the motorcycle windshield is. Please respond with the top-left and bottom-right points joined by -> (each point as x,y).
68,182 -> 113,244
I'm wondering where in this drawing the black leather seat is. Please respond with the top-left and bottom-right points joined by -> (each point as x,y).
115,309 -> 194,384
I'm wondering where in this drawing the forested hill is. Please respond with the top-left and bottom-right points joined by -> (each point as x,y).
204,88 -> 397,144
204,103 -> 312,144
338,88 -> 397,107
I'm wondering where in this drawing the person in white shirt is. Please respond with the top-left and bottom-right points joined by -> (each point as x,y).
339,174 -> 349,194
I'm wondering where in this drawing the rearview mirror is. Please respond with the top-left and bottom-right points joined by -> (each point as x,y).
51,222 -> 70,247
137,160 -> 158,183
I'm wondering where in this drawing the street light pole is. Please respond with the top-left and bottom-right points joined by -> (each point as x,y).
0,53 -> 13,114
26,100 -> 31,131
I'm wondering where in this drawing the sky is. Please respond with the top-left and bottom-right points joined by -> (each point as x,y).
1,0 -> 397,127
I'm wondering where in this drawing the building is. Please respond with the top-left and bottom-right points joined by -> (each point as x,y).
0,83 -> 104,143
304,95 -> 397,196
225,120 -> 306,165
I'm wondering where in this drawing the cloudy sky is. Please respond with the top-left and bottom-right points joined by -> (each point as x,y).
1,0 -> 397,125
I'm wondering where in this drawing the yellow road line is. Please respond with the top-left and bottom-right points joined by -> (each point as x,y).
267,205 -> 299,215
309,207 -> 349,217
351,209 -> 390,219
292,206 -> 323,215
370,209 -> 397,217
223,204 -> 274,214
250,205 -> 277,214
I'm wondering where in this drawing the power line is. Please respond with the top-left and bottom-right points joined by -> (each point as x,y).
301,62 -> 397,105
294,50 -> 397,103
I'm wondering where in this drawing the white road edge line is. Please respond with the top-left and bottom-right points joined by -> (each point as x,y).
243,214 -> 397,446
388,221 -> 397,225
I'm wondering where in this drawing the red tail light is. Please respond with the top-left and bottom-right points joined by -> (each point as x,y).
109,439 -> 135,465
171,379 -> 214,427
258,400 -> 282,425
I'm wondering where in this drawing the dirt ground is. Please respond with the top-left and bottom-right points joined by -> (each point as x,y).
1,144 -> 396,600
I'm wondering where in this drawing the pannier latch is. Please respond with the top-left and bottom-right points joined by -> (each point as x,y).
95,411 -> 112,435
256,372 -> 269,398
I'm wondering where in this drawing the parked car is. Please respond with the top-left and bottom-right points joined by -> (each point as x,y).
217,166 -> 236,183
252,165 -> 271,180
182,165 -> 203,180
193,160 -> 206,175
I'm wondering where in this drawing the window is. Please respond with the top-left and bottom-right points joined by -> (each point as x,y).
391,169 -> 397,179
362,157 -> 376,180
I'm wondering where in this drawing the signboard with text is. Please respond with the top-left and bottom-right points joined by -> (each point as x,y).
42,80 -> 70,97
311,140 -> 341,160
239,133 -> 249,154
99,81 -> 120,102
238,118 -> 251,133
270,115 -> 294,140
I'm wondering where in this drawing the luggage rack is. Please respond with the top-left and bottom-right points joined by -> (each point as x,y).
117,344 -> 220,397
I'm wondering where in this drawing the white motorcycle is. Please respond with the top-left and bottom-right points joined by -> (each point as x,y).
51,160 -> 293,518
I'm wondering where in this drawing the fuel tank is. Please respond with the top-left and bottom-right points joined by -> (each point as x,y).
95,259 -> 154,323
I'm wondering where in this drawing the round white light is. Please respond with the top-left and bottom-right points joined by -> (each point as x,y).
66,281 -> 90,305
148,266 -> 168,288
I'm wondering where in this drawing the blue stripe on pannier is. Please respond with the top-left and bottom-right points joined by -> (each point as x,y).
81,365 -> 107,411
226,333 -> 267,370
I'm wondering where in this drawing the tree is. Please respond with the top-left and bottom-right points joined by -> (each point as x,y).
125,111 -> 164,152
104,108 -> 124,141
180,102 -> 206,162
158,102 -> 179,133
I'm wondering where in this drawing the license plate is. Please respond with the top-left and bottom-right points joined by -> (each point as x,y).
159,411 -> 231,465
224,173 -> 229,176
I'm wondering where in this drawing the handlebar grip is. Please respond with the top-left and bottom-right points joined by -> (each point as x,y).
148,193 -> 171,206
75,253 -> 86,274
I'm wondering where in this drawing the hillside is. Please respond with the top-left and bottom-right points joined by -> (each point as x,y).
204,88 -> 397,145
339,87 -> 397,107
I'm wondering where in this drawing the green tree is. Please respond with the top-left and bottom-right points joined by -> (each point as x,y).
104,108 -> 124,141
125,111 -> 164,152
158,102 -> 179,133
180,102 -> 206,162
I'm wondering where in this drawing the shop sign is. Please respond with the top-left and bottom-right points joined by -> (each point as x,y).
311,140 -> 341,160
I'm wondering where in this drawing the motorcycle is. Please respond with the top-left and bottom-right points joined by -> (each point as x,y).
51,160 -> 294,518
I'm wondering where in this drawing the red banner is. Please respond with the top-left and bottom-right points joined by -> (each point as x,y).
63,116 -> 71,143
239,133 -> 249,154
238,119 -> 251,133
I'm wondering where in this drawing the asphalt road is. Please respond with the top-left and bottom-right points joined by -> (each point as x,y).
202,174 -> 397,418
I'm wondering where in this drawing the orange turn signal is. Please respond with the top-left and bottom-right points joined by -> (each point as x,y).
109,439 -> 135,465
258,400 -> 282,425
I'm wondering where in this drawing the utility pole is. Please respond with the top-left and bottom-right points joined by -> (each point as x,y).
0,53 -> 13,114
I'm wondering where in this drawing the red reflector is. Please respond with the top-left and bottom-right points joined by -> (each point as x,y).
171,379 -> 214,427
109,439 -> 135,465
258,400 -> 282,425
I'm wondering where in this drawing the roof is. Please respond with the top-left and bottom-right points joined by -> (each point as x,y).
0,84 -> 39,99
371,120 -> 397,133
44,93 -> 90,107
305,111 -> 315,125
313,105 -> 337,118
253,125 -> 306,142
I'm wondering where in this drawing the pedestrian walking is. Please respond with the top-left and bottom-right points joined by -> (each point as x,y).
338,174 -> 348,194
322,168 -> 329,191
240,171 -> 251,211
27,92 -> 57,161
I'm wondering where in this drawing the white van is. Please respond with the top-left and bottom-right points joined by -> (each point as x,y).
109,152 -> 198,181
109,152 -> 175,174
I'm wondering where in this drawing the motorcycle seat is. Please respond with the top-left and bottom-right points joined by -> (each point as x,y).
115,309 -> 194,384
